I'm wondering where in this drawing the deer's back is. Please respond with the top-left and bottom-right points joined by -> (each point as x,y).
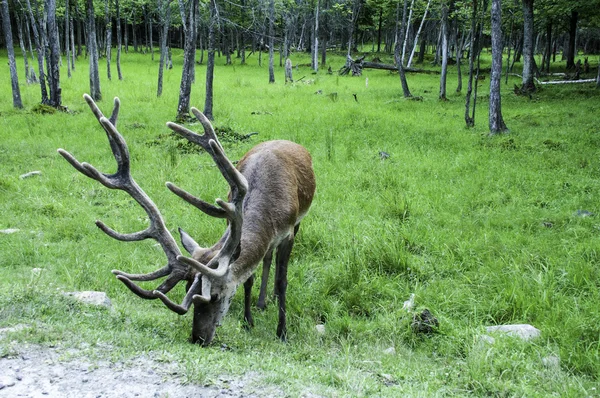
233,140 -> 315,262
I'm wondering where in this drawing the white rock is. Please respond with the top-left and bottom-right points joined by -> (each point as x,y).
479,335 -> 496,345
542,355 -> 560,368
402,293 -> 415,312
315,324 -> 326,335
383,347 -> 396,355
64,291 -> 112,308
485,324 -> 541,341
19,171 -> 42,179
0,229 -> 20,234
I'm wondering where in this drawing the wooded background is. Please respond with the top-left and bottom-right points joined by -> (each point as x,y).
1,0 -> 600,123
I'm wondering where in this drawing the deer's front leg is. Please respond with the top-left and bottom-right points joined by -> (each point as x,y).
275,233 -> 296,341
243,274 -> 255,329
257,249 -> 273,310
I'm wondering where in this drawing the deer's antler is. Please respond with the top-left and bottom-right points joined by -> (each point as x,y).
165,109 -> 248,283
58,94 -> 196,308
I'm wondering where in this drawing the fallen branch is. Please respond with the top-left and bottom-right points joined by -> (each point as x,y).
535,78 -> 595,85
339,55 -> 439,76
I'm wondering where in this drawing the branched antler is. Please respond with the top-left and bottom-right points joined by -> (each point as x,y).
165,108 -> 249,283
58,94 -> 194,307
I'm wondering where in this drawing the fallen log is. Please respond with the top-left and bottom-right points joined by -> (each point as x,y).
536,78 -> 595,85
339,55 -> 439,76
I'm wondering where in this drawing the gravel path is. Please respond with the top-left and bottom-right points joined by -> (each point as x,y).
0,327 -> 282,398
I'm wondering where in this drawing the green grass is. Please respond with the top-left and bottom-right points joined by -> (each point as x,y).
1,48 -> 599,396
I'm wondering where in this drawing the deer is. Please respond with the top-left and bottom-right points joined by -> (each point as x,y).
58,94 -> 315,345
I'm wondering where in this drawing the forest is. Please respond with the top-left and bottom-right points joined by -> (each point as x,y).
1,0 -> 600,396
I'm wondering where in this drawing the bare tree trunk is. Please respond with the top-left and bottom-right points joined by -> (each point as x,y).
1,0 -> 23,108
311,0 -> 319,72
464,0 -> 478,127
346,0 -> 361,56
203,0 -> 216,120
65,0 -> 71,78
87,0 -> 101,100
177,0 -> 198,119
46,0 -> 62,107
407,0 -> 430,68
105,0 -> 112,80
14,11 -> 32,83
115,0 -> 122,79
268,0 -> 275,82
157,0 -> 171,96
544,21 -> 551,73
565,11 -> 577,70
70,15 -> 75,69
520,0 -> 535,92
394,0 -> 412,98
456,27 -> 466,92
439,0 -> 449,100
401,0 -> 414,65
489,0 -> 507,134
240,0 -> 246,64
25,0 -> 49,103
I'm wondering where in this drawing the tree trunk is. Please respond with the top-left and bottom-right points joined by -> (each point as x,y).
520,0 -> 535,93
489,0 -> 507,134
157,0 -> 171,96
87,0 -> 101,100
105,0 -> 112,80
65,0 -> 71,78
376,7 -> 382,52
565,11 -> 577,70
394,0 -> 412,98
456,26 -> 465,92
268,0 -> 275,82
25,0 -> 48,103
311,0 -> 319,72
407,0 -> 430,68
203,0 -> 216,120
544,21 -> 551,73
347,0 -> 361,56
14,11 -> 32,84
439,0 -> 449,100
1,0 -> 23,108
177,0 -> 198,119
401,0 -> 414,65
464,0 -> 478,127
45,0 -> 62,107
115,0 -> 122,79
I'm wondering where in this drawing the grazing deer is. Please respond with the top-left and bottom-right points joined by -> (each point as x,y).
58,94 -> 315,345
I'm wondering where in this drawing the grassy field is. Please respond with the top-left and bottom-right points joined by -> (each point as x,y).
1,48 -> 599,396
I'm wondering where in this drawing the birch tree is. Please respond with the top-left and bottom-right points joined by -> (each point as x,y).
520,0 -> 535,93
87,0 -> 101,100
1,0 -> 23,108
268,0 -> 275,82
176,0 -> 199,119
45,0 -> 62,107
489,0 -> 507,134
394,0 -> 412,97
438,0 -> 449,100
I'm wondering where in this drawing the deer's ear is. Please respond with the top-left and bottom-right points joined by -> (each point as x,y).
179,228 -> 200,255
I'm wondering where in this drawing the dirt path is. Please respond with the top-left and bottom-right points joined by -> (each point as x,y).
0,326 -> 283,398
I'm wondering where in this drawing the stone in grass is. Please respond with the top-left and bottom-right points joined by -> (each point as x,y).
64,291 -> 112,308
315,324 -> 326,335
411,309 -> 439,334
0,229 -> 20,234
485,324 -> 541,341
19,171 -> 42,179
